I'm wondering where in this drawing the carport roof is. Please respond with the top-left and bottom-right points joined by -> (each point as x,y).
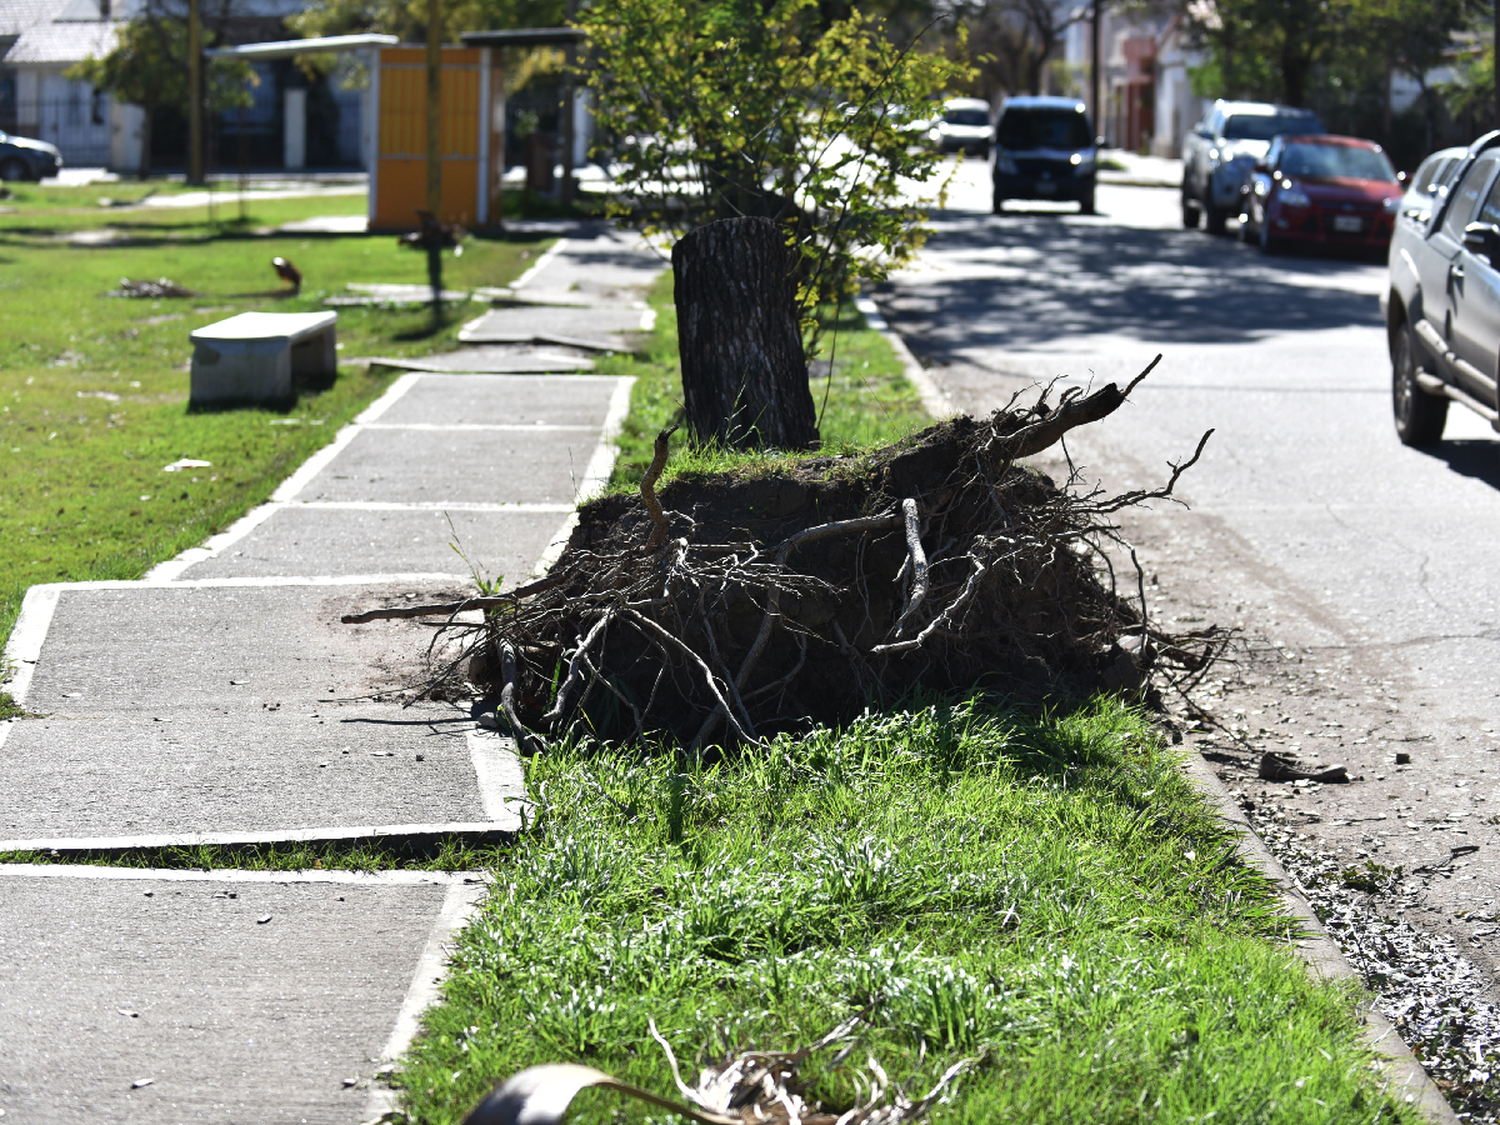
459,26 -> 584,48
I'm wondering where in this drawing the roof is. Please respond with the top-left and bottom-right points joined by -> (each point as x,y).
1212,99 -> 1319,116
459,26 -> 584,48
1279,134 -> 1383,148
1001,96 -> 1087,111
204,32 -> 397,58
0,0 -> 120,64
4,13 -> 119,62
0,0 -> 62,36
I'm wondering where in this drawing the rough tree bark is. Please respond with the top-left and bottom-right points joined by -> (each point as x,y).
673,216 -> 818,450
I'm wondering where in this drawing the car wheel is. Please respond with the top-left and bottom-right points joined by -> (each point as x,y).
1204,200 -> 1227,235
0,158 -> 28,182
977,143 -> 990,160
1181,201 -> 1200,229
992,191 -> 1006,215
1392,322 -> 1448,446
1079,191 -> 1096,215
1258,218 -> 1282,255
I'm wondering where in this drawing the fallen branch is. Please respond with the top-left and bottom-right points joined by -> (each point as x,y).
341,576 -> 561,624
987,354 -> 1162,465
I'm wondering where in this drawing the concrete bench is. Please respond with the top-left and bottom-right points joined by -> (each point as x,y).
190,311 -> 338,405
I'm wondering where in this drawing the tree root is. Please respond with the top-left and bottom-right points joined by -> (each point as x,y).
345,355 -> 1224,746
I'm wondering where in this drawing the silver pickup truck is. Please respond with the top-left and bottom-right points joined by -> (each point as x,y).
1384,130 -> 1500,445
1182,100 -> 1324,235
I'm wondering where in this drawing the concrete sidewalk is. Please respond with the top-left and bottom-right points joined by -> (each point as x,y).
0,226 -> 659,1123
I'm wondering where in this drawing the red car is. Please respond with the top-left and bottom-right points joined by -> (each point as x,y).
1240,135 -> 1403,253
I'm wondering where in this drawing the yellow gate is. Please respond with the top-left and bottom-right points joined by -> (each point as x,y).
372,46 -> 497,230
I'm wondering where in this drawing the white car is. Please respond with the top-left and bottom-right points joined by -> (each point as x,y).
1397,145 -> 1465,225
928,98 -> 992,158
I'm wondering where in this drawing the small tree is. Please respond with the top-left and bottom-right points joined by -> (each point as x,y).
582,0 -> 969,449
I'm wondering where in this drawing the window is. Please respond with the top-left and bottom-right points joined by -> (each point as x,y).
1476,174 -> 1500,228
944,108 -> 989,127
1222,113 -> 1324,142
1278,142 -> 1395,182
997,107 -> 1092,151
1442,154 -> 1500,241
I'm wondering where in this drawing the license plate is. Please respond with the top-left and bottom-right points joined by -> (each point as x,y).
1035,181 -> 1056,194
1333,215 -> 1362,233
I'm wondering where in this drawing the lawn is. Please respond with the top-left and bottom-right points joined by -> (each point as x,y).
395,697 -> 1413,1124
0,185 -> 552,695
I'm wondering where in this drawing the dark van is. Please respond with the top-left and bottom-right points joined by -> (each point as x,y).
992,96 -> 1098,214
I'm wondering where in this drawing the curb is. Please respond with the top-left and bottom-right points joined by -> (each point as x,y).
852,295 -> 955,420
1181,751 -> 1460,1124
1098,175 -> 1179,190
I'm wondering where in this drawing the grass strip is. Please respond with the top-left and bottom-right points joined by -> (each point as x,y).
599,277 -> 930,492
0,192 -> 551,687
391,694 -> 1412,1123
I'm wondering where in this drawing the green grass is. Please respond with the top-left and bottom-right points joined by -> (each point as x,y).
0,190 -> 551,686
392,695 -> 1411,1124
601,278 -> 930,493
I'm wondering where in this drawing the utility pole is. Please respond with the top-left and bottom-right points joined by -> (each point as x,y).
426,0 -> 443,318
560,0 -> 579,205
188,0 -> 203,184
1091,0 -> 1103,145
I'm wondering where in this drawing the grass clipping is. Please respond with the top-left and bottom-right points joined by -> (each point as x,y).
346,357 -> 1220,747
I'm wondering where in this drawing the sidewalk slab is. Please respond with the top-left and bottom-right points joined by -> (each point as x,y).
369,346 -> 595,373
0,583 -> 517,842
285,426 -> 599,506
519,230 -> 664,302
0,868 -> 471,1124
458,305 -> 650,351
177,506 -> 565,582
377,373 -> 622,428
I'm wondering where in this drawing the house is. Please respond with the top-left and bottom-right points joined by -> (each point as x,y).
1063,4 -> 1203,157
0,0 -> 369,173
0,0 -> 124,168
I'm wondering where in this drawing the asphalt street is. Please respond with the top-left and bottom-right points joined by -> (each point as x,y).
878,157 -> 1500,973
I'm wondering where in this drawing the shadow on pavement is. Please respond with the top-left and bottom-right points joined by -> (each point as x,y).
880,211 -> 1384,355
1425,438 -> 1500,489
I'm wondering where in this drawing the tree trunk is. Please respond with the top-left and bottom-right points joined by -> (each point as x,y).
673,216 -> 818,451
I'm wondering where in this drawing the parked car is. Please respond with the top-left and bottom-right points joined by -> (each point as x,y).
1396,145 -> 1465,225
0,130 -> 62,182
928,97 -> 992,157
1182,100 -> 1324,234
1382,130 -> 1500,446
1239,135 -> 1403,254
992,96 -> 1097,214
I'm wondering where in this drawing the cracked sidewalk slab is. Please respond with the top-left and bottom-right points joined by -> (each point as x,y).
0,581 -> 525,845
0,866 -> 482,1125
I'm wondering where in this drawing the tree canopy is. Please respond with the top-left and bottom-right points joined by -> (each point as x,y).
581,0 -> 969,335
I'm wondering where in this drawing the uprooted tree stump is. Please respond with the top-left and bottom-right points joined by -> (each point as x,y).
673,216 -> 819,450
342,357 -> 1223,750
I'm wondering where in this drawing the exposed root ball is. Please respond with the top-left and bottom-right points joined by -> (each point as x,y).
348,362 -> 1222,747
